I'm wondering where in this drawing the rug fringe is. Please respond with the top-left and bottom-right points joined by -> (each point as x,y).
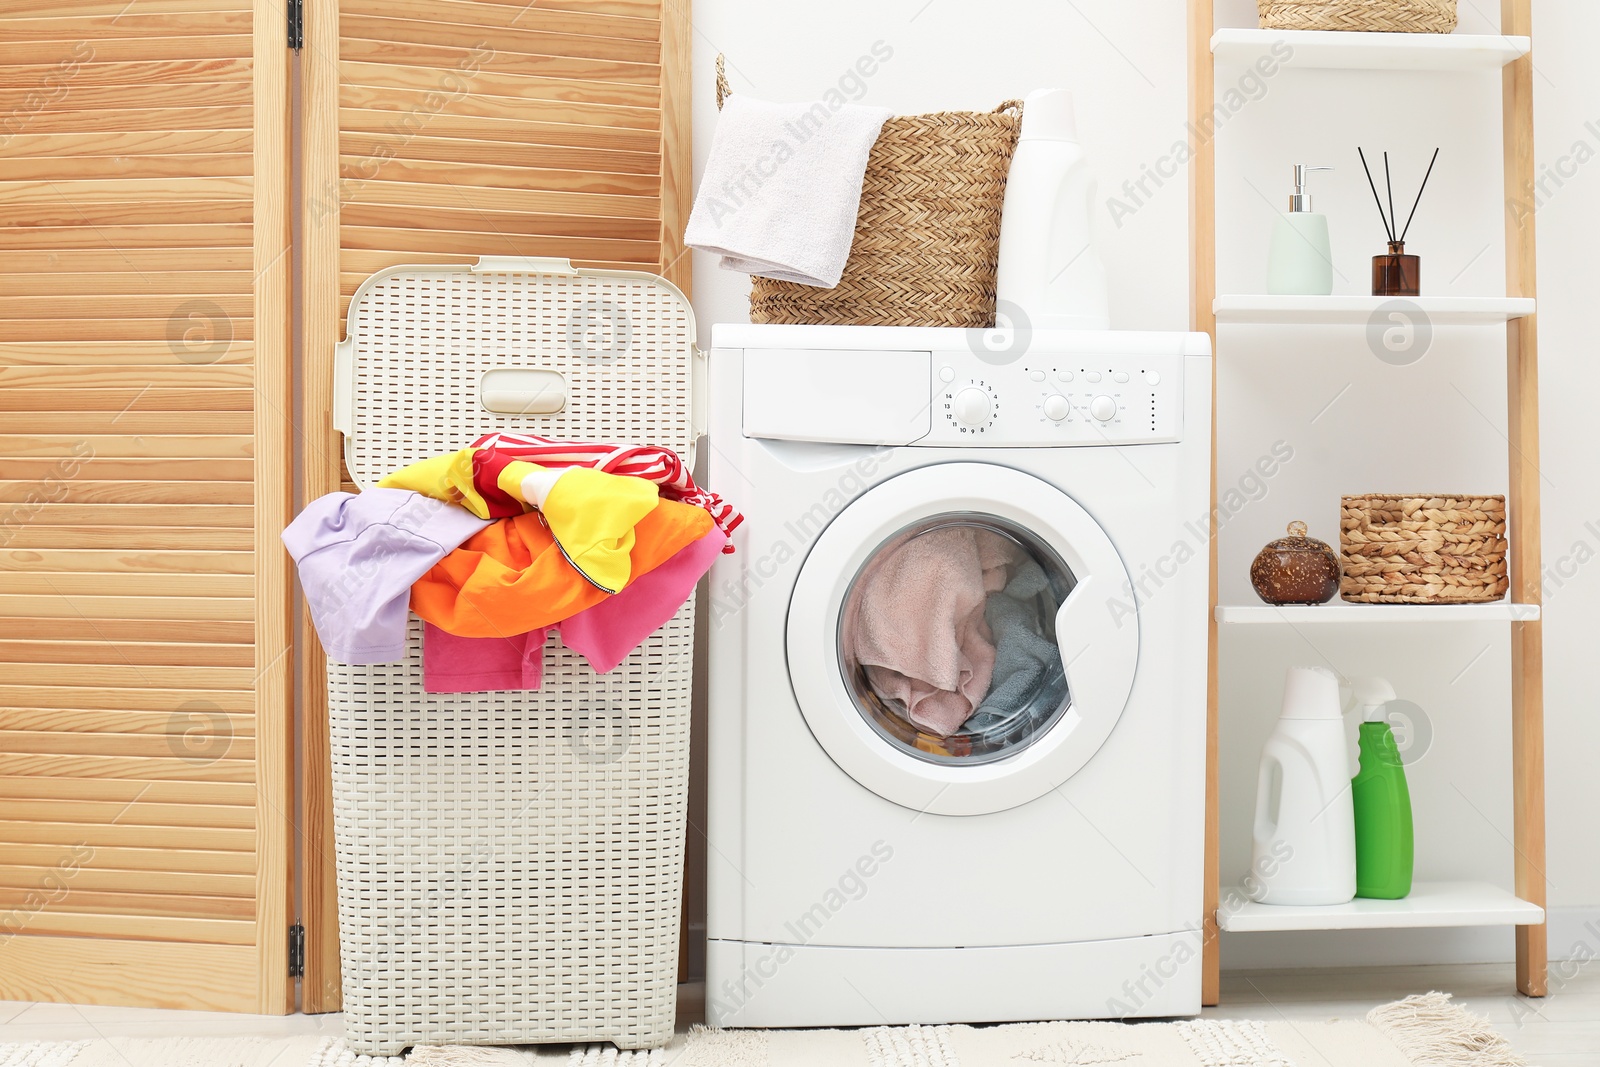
1366,992 -> 1526,1067
403,1047 -> 527,1066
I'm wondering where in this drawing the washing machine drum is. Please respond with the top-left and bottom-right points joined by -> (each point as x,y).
787,462 -> 1139,816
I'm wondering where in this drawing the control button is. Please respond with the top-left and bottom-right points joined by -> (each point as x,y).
1029,369 -> 1046,382
1085,371 -> 1103,383
1056,370 -> 1073,383
1112,371 -> 1130,384
1089,395 -> 1118,422
1042,394 -> 1071,422
952,387 -> 993,428
939,366 -> 956,383
1145,371 -> 1161,385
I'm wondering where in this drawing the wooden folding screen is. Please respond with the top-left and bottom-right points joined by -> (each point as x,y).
298,0 -> 692,1011
0,0 -> 293,1012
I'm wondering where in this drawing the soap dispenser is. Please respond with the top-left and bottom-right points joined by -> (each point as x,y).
994,88 -> 1110,330
1351,677 -> 1414,900
1267,164 -> 1334,296
1249,665 -> 1357,906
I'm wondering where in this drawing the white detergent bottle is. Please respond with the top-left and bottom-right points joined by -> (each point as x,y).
994,88 -> 1110,331
1248,665 -> 1357,905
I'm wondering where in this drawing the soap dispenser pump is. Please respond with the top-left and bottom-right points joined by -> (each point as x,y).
1350,677 -> 1414,900
1267,164 -> 1334,297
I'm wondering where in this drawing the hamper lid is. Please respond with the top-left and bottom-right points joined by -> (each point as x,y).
335,257 -> 701,491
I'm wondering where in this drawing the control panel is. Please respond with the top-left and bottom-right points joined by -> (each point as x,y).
926,349 -> 1184,446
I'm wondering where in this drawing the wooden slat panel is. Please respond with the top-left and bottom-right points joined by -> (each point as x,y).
0,436 -> 253,458
0,548 -> 253,571
0,841 -> 253,875
0,530 -> 253,551
0,201 -> 255,231
0,709 -> 254,737
0,865 -> 253,897
342,208 -> 655,243
0,82 -> 252,112
340,131 -> 657,174
0,661 -> 253,689
0,59 -> 253,89
0,753 -> 253,784
0,389 -> 255,412
2,505 -> 252,526
0,155 -> 253,182
0,222 -> 253,250
0,174 -> 251,205
0,776 -> 253,805
0,638 -> 251,672
341,157 -> 658,198
0,794 -> 253,827
7,106 -> 252,137
338,108 -> 659,154
339,83 -> 658,132
0,937 -> 258,1012
339,39 -> 659,85
0,888 -> 252,921
0,11 -> 251,42
342,3 -> 661,53
0,359 -> 252,383
0,130 -> 252,158
339,61 -> 660,111
0,596 -> 252,622
0,819 -> 252,853
4,0 -> 252,16
0,572 -> 254,596
0,480 -> 254,504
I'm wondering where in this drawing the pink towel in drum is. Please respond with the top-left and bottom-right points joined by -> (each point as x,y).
849,527 -> 1014,737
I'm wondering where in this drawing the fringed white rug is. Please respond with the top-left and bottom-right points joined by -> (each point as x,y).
0,994 -> 1525,1067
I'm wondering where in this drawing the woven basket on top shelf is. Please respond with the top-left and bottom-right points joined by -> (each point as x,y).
715,56 -> 1022,328
1339,494 -> 1508,604
1258,0 -> 1457,32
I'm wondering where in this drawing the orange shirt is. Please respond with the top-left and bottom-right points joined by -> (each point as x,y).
411,498 -> 713,638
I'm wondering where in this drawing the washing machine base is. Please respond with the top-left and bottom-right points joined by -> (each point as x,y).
705,929 -> 1203,1028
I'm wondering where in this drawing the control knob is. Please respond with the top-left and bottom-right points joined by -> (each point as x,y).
1042,394 -> 1071,422
952,387 -> 993,427
1089,395 -> 1118,422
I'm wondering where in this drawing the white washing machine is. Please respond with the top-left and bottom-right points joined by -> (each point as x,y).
705,323 -> 1212,1028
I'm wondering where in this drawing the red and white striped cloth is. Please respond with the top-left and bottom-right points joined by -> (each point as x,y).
471,431 -> 743,551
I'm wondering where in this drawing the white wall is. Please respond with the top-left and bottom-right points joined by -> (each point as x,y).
688,0 -> 1599,971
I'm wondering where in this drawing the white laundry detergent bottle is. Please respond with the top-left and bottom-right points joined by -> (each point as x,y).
1248,665 -> 1356,905
994,88 -> 1110,331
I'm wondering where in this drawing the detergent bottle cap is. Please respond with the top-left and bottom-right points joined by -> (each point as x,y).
1018,88 -> 1079,143
1351,676 -> 1398,723
1279,665 -> 1343,720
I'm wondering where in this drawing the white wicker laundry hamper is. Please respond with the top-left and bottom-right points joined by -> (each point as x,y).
327,258 -> 701,1055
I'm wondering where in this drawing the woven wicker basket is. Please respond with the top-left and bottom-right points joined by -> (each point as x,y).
716,57 -> 1022,328
1258,0 -> 1457,32
1339,494 -> 1508,604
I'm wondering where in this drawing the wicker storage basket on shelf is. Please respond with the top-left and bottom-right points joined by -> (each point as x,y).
715,56 -> 1022,328
1258,0 -> 1456,31
1339,494 -> 1508,604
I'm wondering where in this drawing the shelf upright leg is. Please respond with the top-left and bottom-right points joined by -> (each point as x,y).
1502,0 -> 1547,999
1188,0 -> 1221,1008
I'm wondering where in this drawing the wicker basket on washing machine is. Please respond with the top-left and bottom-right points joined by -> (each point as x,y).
327,258 -> 701,1055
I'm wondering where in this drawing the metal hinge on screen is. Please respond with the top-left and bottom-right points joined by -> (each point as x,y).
287,0 -> 303,50
288,923 -> 305,978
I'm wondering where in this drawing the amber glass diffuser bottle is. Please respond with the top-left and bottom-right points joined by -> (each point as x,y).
1359,147 -> 1438,299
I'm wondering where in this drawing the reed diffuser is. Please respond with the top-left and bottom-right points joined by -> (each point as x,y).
1358,147 -> 1439,298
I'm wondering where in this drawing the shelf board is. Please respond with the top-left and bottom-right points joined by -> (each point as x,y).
1212,29 -> 1530,71
1217,602 -> 1540,624
1214,295 -> 1535,326
1219,881 -> 1543,932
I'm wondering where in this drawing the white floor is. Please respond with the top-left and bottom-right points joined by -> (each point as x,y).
0,964 -> 1594,1064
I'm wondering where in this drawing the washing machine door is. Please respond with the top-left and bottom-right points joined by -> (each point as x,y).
787,462 -> 1139,816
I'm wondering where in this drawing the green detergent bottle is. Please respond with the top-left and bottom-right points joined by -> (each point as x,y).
1351,678 -> 1413,899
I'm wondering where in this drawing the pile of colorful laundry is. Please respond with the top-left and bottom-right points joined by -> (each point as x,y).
283,433 -> 741,693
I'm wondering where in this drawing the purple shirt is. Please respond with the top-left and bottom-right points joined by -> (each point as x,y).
283,489 -> 491,664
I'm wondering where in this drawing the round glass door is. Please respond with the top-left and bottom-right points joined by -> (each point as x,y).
787,462 -> 1139,816
838,513 -> 1074,765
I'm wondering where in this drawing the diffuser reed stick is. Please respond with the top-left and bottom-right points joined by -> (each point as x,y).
1358,147 -> 1438,298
